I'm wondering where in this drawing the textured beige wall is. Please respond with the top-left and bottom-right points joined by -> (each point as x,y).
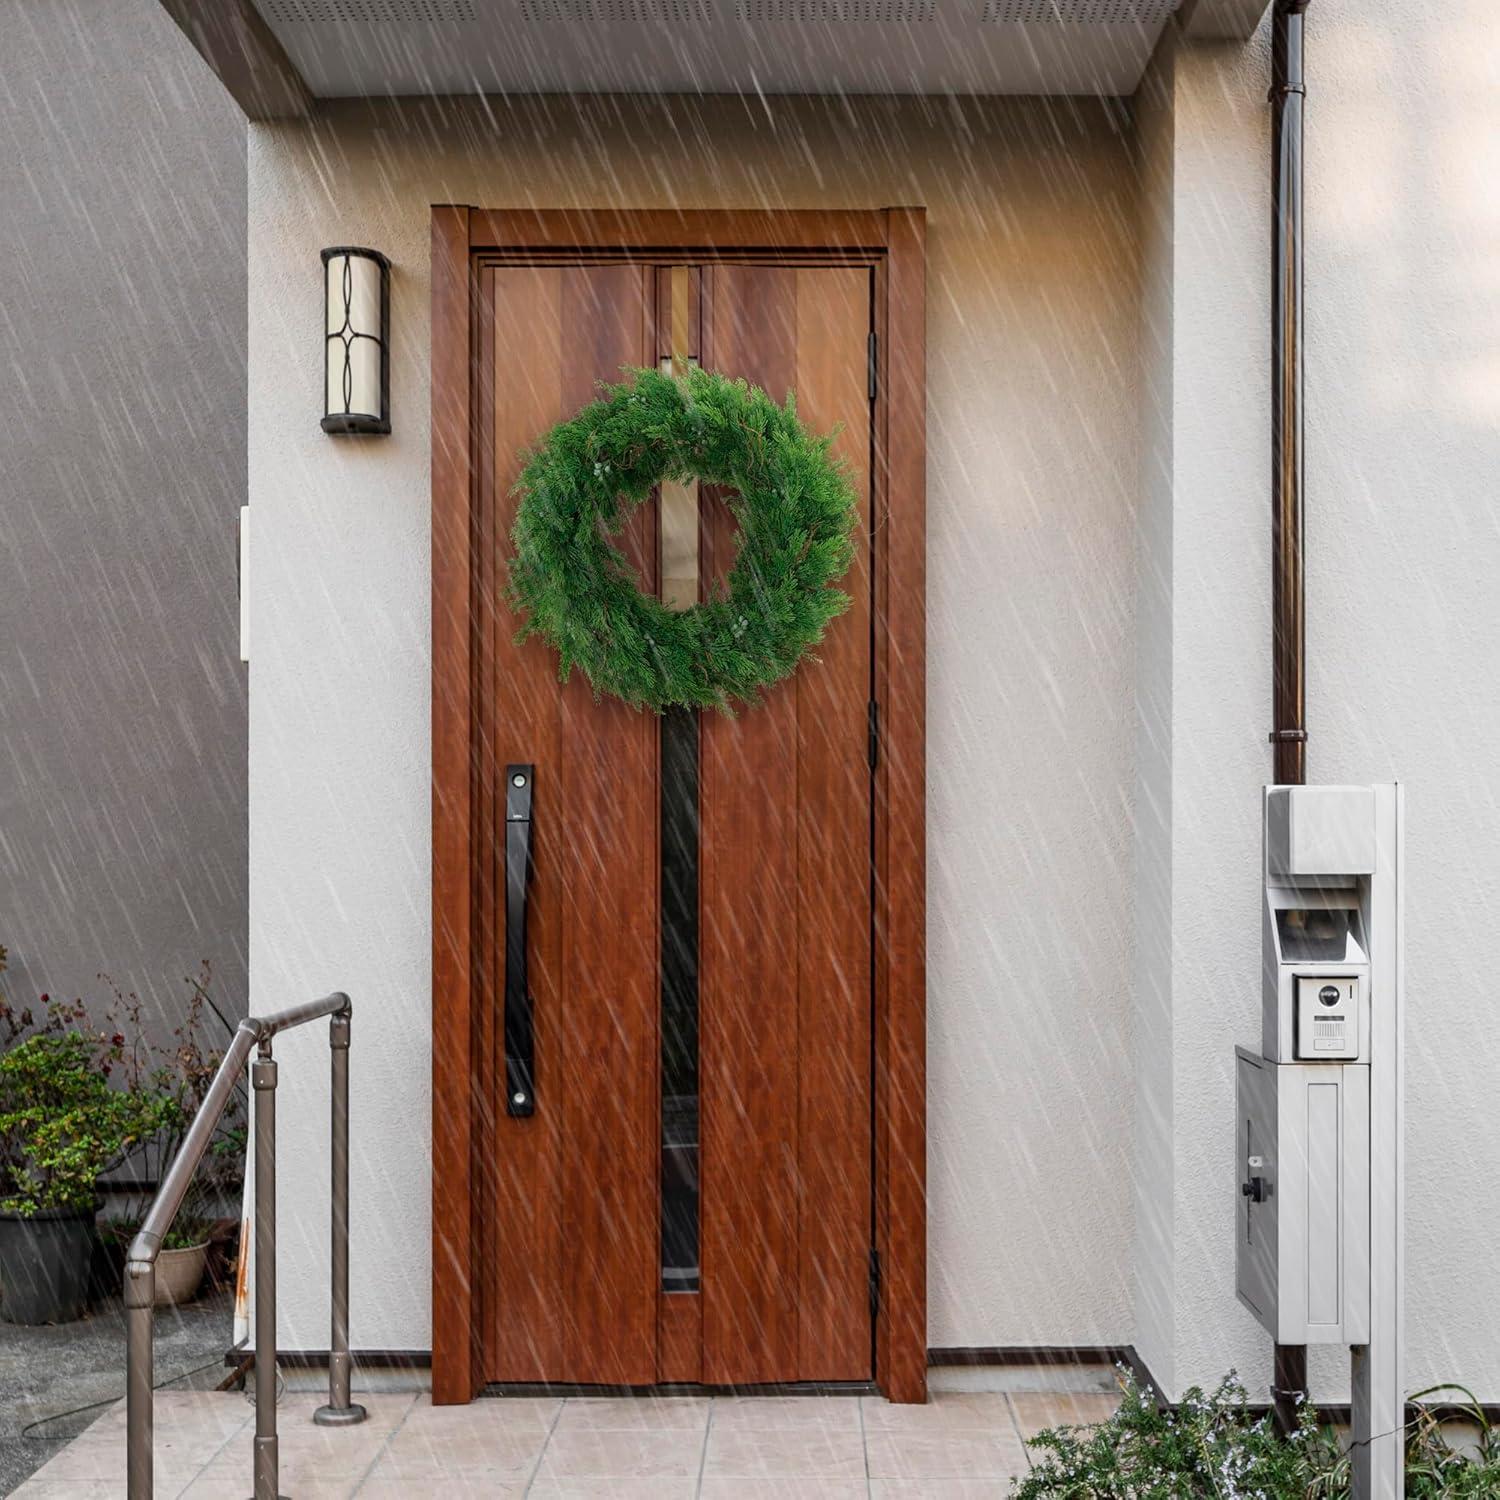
1136,0 -> 1500,1402
248,94 -> 1141,1352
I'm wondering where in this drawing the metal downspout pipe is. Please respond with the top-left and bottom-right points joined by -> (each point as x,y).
1271,0 -> 1309,790
1270,0 -> 1311,1434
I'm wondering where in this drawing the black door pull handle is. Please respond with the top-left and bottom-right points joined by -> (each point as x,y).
505,765 -> 535,1117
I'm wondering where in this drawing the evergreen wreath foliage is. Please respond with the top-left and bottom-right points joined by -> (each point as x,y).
507,364 -> 859,712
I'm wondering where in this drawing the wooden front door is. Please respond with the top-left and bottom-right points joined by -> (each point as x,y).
432,208 -> 927,1403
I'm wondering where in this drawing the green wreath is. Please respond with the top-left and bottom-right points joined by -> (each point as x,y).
507,364 -> 859,713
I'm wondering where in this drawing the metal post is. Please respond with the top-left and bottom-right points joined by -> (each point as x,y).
315,1008 -> 367,1426
1269,0 -> 1310,790
251,1045 -> 284,1500
118,996 -> 350,1499
125,1259 -> 155,1500
1271,1343 -> 1308,1438
1353,783 -> 1405,1499
1270,0 -> 1312,1424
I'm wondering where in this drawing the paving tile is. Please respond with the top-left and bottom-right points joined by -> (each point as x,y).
23,1378 -> 1120,1498
864,1427 -> 1029,1480
464,1394 -> 566,1438
870,1481 -> 1016,1499
17,1422 -> 217,1491
370,1424 -> 545,1486
1007,1390 -> 1121,1438
700,1481 -> 870,1500
711,1395 -> 864,1432
529,1481 -> 699,1499
553,1395 -> 710,1432
379,1393 -> 559,1441
535,1425 -> 705,1480
356,1475 -> 525,1499
703,1424 -> 867,1481
862,1391 -> 1016,1434
11,1484 -> 130,1500
293,1391 -> 419,1432
187,1422 -> 400,1494
181,1453 -> 369,1499
389,1393 -> 558,1442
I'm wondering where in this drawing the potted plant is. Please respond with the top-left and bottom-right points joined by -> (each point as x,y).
151,1218 -> 213,1306
100,963 -> 244,1308
0,1031 -> 174,1324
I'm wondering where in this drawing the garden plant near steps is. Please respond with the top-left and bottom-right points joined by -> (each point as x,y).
97,962 -> 246,1250
1013,1371 -> 1500,1498
0,1032 -> 175,1214
0,953 -> 242,1237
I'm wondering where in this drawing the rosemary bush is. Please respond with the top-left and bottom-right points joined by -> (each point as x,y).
1014,1371 -> 1500,1498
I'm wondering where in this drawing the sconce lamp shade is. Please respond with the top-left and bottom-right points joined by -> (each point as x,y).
321,247 -> 390,434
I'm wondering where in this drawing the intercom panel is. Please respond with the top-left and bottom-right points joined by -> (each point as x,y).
1296,975 -> 1360,1060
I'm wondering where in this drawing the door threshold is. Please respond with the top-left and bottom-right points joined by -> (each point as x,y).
480,1380 -> 878,1399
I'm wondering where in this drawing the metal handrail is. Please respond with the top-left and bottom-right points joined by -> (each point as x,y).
125,992 -> 367,1499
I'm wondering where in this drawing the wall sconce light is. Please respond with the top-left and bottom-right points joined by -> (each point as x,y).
321,247 -> 390,435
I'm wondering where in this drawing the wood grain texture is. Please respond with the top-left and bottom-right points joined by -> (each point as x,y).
155,0 -> 311,120
486,264 -> 659,1385
699,264 -> 875,1385
875,208 -> 928,1405
474,266 -> 499,1385
434,209 -> 925,1404
658,1293 -> 703,1384
488,265 -> 566,1381
471,208 -> 887,254
792,265 -> 875,1381
430,203 -> 477,1404
699,263 -> 804,1386
554,266 -> 660,1385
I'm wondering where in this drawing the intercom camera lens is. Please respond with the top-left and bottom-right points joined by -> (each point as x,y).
1318,984 -> 1341,1006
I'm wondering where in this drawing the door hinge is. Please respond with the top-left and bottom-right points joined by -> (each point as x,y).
867,332 -> 878,402
868,1247 -> 882,1321
867,700 -> 880,770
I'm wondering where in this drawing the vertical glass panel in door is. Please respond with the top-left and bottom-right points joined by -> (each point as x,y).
661,705 -> 699,1292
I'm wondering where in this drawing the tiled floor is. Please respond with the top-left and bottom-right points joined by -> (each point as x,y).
13,1384 -> 1121,1498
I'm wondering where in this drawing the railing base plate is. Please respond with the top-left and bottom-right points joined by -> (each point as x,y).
313,1402 -> 369,1427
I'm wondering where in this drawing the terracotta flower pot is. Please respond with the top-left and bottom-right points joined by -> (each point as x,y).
0,1206 -> 96,1325
153,1241 -> 209,1307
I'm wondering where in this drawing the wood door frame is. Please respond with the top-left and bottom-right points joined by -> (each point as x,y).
431,205 -> 927,1404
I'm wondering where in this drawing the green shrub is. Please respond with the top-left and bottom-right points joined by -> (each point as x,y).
0,1033 -> 178,1214
1014,1371 -> 1344,1499
1014,1371 -> 1500,1498
1404,1386 -> 1500,1498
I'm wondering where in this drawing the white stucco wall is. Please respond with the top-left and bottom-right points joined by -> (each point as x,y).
247,95 -> 1141,1354
1136,0 -> 1500,1402
1133,31 -> 1179,1400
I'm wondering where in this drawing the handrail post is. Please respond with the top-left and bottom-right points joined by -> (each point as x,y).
125,1259 -> 155,1499
251,1043 -> 282,1500
315,1005 -> 367,1427
119,993 -> 353,1497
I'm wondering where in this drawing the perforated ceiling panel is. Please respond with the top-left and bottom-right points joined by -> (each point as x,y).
261,0 -> 476,19
251,0 -> 1181,96
519,0 -> 712,20
736,0 -> 937,19
981,0 -> 1177,19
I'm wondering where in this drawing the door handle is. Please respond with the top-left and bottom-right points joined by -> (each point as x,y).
505,765 -> 535,1117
